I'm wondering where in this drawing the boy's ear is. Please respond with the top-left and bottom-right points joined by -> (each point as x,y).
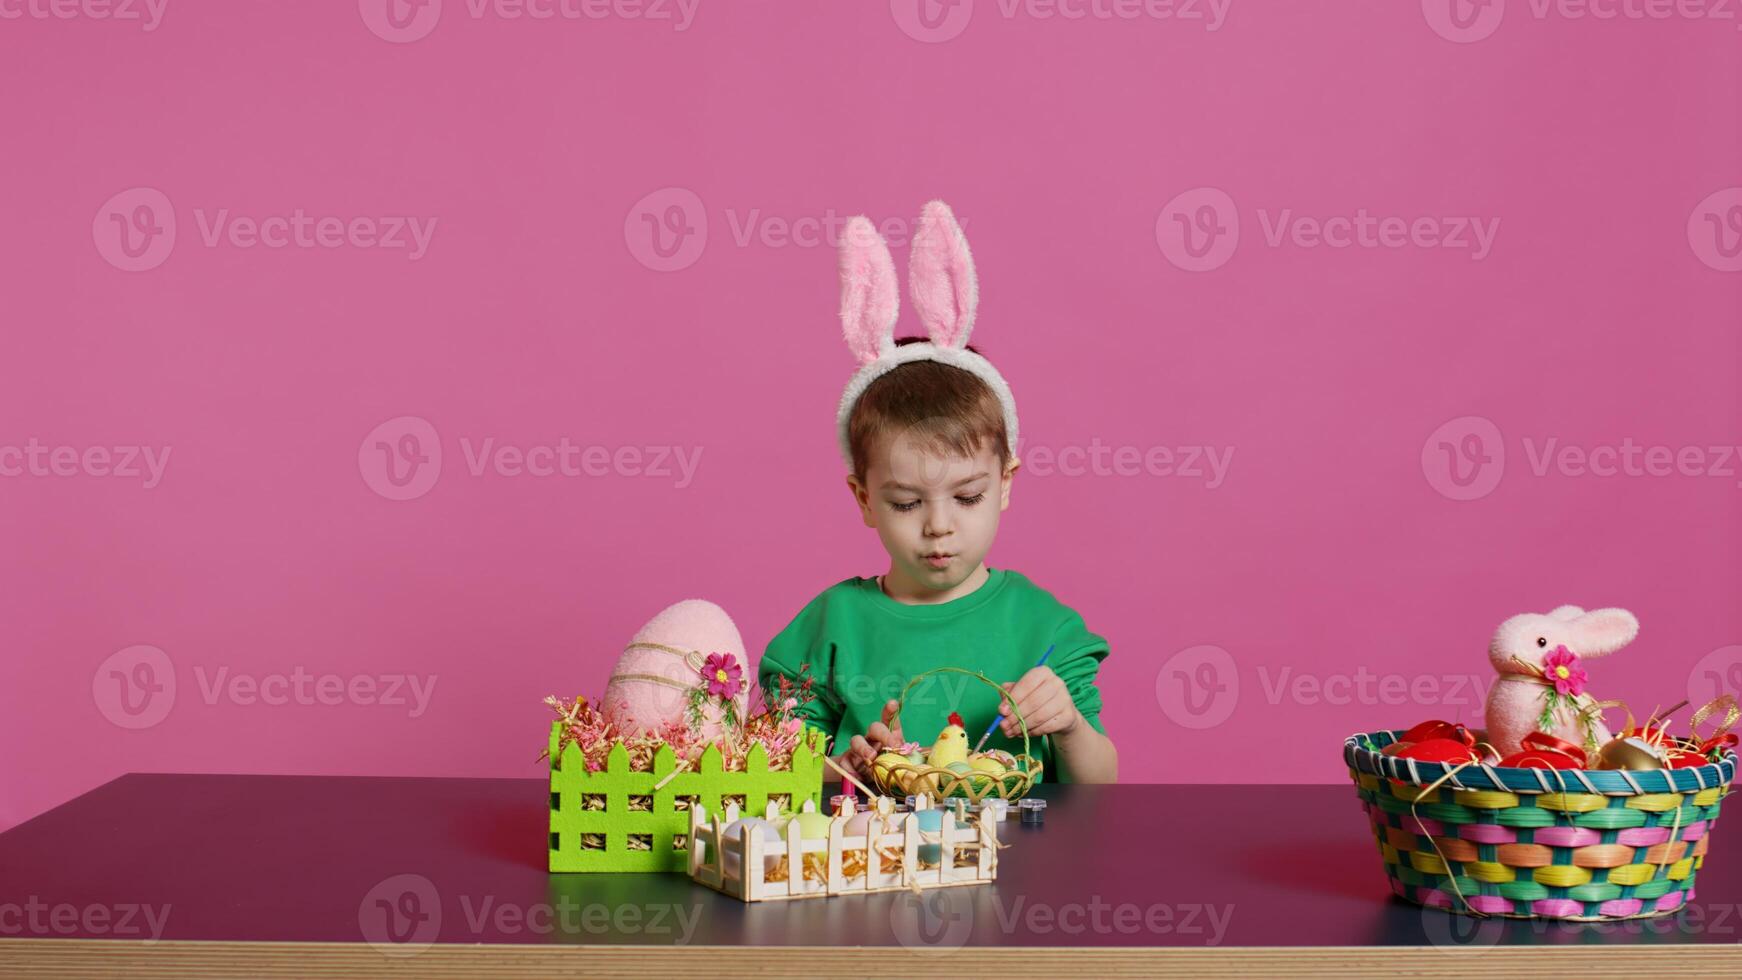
845,473 -> 877,528
999,456 -> 1019,509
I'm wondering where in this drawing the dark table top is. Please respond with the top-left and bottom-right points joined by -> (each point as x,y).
2,773 -> 1740,952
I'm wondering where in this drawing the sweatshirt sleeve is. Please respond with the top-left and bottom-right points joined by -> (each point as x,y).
757,592 -> 844,742
1049,606 -> 1110,735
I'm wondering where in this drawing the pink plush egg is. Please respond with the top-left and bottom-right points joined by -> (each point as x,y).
602,599 -> 750,741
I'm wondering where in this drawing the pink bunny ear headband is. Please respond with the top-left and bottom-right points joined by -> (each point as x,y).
835,200 -> 1018,469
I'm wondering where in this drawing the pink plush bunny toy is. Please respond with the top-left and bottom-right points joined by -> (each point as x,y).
1483,605 -> 1640,758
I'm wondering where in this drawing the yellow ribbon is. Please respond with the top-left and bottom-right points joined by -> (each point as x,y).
1691,694 -> 1740,751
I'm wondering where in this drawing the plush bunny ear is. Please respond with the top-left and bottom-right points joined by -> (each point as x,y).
839,216 -> 898,367
1548,605 -> 1586,622
1569,608 -> 1639,658
908,200 -> 978,349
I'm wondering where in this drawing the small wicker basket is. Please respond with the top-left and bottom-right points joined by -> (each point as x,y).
1345,728 -> 1737,920
870,667 -> 1043,804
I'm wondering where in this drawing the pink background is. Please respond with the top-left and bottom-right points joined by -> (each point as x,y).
3,1 -> 1741,834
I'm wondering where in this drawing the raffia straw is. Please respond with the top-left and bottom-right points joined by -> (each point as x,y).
821,751 -> 878,799
652,757 -> 691,792
1407,757 -> 1485,917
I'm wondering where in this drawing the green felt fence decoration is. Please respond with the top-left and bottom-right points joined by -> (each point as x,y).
547,721 -> 830,872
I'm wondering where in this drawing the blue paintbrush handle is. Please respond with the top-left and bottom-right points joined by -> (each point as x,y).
977,644 -> 1056,747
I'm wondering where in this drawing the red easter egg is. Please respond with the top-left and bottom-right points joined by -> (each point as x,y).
1400,720 -> 1463,744
1393,738 -> 1481,764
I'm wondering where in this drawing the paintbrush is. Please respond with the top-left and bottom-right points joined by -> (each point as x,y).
973,644 -> 1055,754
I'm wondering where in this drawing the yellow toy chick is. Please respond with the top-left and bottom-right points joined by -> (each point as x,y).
927,711 -> 969,768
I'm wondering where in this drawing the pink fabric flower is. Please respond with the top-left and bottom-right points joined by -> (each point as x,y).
1542,645 -> 1587,696
702,652 -> 743,699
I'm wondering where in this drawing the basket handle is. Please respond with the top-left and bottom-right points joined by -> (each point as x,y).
893,666 -> 1033,765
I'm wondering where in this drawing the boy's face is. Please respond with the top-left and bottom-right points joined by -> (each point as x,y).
848,429 -> 1017,595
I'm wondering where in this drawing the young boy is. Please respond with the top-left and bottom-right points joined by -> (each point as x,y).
756,202 -> 1118,784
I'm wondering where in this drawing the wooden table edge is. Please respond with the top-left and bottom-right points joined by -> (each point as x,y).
2,939 -> 1739,978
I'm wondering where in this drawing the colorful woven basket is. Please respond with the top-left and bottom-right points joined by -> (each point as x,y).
870,667 -> 1043,805
1345,729 -> 1737,920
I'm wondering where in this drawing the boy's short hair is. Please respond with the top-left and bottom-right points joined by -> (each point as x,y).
846,337 -> 1011,483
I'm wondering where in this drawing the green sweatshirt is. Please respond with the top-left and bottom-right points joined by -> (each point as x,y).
757,567 -> 1109,781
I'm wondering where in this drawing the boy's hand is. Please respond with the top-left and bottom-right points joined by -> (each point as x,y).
844,699 -> 904,777
998,667 -> 1081,738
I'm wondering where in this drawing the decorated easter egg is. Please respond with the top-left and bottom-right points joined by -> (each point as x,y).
969,756 -> 1006,776
872,751 -> 909,786
852,810 -> 905,837
914,808 -> 944,863
718,817 -> 782,877
601,599 -> 750,741
792,811 -> 834,841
